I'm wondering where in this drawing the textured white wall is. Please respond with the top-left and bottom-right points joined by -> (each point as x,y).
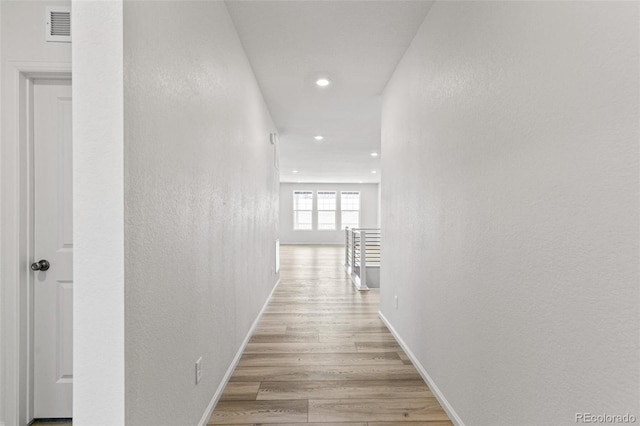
279,183 -> 379,244
0,2 -> 71,424
124,2 -> 279,424
381,2 -> 639,425
73,1 -> 125,424
0,5 -> 3,420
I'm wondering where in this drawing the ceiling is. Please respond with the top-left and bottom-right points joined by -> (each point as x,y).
226,1 -> 434,183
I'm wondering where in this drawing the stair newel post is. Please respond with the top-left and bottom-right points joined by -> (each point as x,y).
360,230 -> 368,290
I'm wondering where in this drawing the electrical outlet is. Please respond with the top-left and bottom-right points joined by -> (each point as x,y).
195,357 -> 202,384
395,295 -> 398,309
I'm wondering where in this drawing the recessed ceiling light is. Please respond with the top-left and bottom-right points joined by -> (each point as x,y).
314,135 -> 324,141
292,170 -> 299,173
315,78 -> 330,87
370,152 -> 379,157
371,170 -> 377,174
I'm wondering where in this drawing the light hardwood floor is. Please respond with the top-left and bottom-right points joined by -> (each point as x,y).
209,245 -> 452,426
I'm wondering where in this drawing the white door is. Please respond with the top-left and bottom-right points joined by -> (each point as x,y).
32,79 -> 73,419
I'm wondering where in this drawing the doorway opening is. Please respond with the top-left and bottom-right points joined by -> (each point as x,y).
1,65 -> 72,426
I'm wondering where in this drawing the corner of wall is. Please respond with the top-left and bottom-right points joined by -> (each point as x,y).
378,311 -> 465,426
197,278 -> 281,426
72,1 -> 125,423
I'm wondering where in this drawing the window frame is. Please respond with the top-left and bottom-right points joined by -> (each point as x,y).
316,191 -> 337,231
340,191 -> 361,230
293,190 -> 314,231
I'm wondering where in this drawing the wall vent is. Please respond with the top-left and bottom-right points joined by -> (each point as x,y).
46,7 -> 71,43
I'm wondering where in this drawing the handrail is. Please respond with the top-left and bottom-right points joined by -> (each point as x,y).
344,227 -> 380,291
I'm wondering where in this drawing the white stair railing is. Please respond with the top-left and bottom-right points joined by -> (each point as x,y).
344,227 -> 381,290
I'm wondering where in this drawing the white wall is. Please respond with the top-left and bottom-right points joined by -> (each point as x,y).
377,182 -> 381,228
123,2 -> 279,425
0,5 -> 4,421
279,183 -> 378,244
73,1 -> 125,424
381,2 -> 639,425
0,2 -> 71,424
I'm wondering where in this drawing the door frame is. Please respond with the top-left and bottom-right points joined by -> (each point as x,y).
1,62 -> 71,426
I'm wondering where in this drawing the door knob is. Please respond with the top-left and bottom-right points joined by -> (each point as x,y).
31,259 -> 50,271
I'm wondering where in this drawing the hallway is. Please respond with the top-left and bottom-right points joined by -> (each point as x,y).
2,2 -> 636,424
209,245 -> 452,425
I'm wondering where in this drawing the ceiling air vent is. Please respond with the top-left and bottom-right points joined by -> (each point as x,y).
46,7 -> 71,43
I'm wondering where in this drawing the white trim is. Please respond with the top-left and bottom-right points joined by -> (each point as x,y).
1,61 -> 71,426
197,278 -> 281,426
378,310 -> 466,426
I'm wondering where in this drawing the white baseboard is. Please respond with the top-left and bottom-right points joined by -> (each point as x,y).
197,278 -> 281,426
378,310 -> 465,426
344,265 -> 372,292
279,242 -> 344,246
350,274 -> 370,292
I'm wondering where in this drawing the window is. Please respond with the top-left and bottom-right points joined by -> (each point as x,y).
341,191 -> 360,229
293,191 -> 313,230
317,191 -> 337,230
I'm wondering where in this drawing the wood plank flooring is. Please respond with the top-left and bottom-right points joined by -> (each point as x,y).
209,245 -> 451,426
